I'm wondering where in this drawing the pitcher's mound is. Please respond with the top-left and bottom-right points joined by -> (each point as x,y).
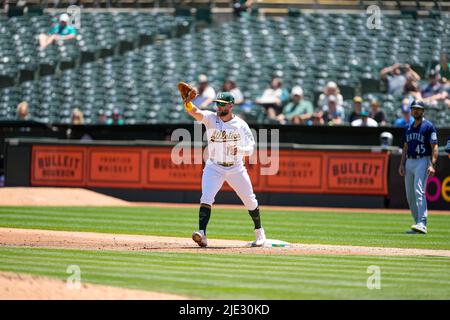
0,187 -> 130,206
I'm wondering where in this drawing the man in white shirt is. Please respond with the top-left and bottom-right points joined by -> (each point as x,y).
192,74 -> 216,110
351,109 -> 378,127
182,91 -> 266,248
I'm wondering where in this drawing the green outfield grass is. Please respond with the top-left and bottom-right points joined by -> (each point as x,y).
0,246 -> 449,299
0,206 -> 449,249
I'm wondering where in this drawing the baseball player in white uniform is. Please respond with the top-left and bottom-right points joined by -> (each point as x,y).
184,91 -> 266,247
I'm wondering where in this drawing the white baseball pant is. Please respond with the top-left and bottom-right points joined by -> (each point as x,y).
200,161 -> 258,211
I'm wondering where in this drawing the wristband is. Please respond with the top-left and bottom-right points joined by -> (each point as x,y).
184,101 -> 194,111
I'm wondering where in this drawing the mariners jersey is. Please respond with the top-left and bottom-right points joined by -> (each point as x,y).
201,111 -> 255,164
402,119 -> 438,157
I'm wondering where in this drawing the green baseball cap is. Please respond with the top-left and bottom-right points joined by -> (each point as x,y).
214,92 -> 235,105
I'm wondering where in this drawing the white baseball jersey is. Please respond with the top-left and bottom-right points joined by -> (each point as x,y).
201,111 -> 255,164
199,110 -> 258,211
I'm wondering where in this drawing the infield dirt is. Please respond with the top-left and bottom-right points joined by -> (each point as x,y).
0,271 -> 189,300
1,227 -> 450,257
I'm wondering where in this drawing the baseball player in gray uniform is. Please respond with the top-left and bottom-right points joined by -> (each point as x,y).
398,100 -> 439,234
183,91 -> 266,247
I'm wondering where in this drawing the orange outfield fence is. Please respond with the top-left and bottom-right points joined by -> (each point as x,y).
31,145 -> 389,195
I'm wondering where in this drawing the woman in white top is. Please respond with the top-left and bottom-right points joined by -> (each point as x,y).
318,81 -> 344,110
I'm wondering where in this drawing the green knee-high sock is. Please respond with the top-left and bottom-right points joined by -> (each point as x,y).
248,207 -> 261,229
199,204 -> 211,234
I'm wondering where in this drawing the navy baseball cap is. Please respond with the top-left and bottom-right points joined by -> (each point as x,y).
214,92 -> 235,105
445,138 -> 450,154
410,100 -> 426,109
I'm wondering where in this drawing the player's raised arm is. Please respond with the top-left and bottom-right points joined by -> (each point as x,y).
184,101 -> 205,122
177,82 -> 205,122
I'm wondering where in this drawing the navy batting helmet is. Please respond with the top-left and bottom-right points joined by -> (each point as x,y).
410,100 -> 426,109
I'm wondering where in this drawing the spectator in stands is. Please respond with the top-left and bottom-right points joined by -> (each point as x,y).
435,52 -> 450,83
322,95 -> 345,126
421,69 -> 443,99
368,99 -> 387,126
443,83 -> 450,110
394,99 -> 414,128
351,109 -> 378,127
39,13 -> 77,49
96,109 -> 107,125
255,77 -> 289,121
276,86 -> 313,125
380,63 -> 421,96
222,79 -> 244,105
404,78 -> 422,100
423,87 -> 449,108
347,96 -> 363,123
16,101 -> 30,120
309,112 -> 325,126
233,0 -> 253,18
71,108 -> 84,125
317,81 -> 343,110
192,74 -> 216,110
107,108 -> 124,125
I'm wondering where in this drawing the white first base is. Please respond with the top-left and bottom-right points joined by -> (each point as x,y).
263,239 -> 290,248
249,239 -> 290,247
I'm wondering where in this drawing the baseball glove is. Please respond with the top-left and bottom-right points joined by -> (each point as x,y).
178,82 -> 198,103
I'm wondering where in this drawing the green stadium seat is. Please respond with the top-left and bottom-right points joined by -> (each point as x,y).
0,12 -> 447,125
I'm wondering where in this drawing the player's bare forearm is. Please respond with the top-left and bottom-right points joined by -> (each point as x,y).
185,101 -> 204,122
400,144 -> 408,165
427,144 -> 438,177
431,144 -> 438,166
398,144 -> 407,176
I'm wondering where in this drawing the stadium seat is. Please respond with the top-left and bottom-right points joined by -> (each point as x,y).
0,12 -> 448,125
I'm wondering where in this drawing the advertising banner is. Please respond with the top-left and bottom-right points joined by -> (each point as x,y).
263,150 -> 324,193
146,147 -> 203,190
326,153 -> 388,195
388,153 -> 450,210
88,148 -> 143,188
31,146 -> 86,186
31,145 -> 390,196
